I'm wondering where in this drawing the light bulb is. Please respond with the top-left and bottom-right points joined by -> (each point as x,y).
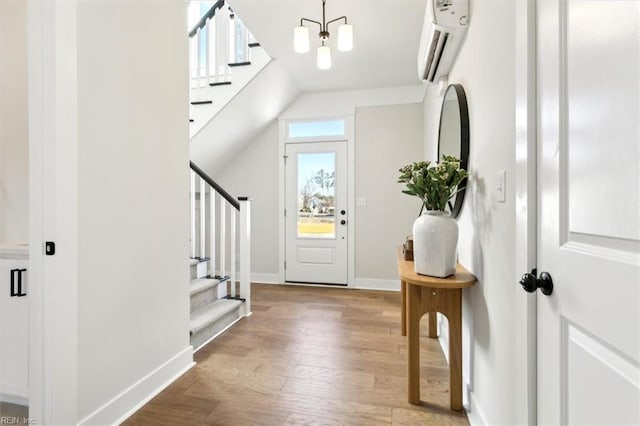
294,26 -> 310,53
317,45 -> 332,70
337,24 -> 353,52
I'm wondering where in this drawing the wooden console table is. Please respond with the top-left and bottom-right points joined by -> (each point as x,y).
396,247 -> 476,411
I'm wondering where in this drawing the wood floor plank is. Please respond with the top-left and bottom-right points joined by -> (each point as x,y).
391,407 -> 468,426
207,401 -> 289,426
255,361 -> 376,387
124,283 -> 469,425
283,412 -> 361,426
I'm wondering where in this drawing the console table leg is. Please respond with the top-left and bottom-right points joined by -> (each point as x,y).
448,289 -> 463,411
407,284 -> 422,405
401,280 -> 407,336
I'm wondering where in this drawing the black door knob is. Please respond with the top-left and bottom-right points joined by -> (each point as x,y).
340,219 -> 347,225
519,268 -> 553,296
340,210 -> 346,215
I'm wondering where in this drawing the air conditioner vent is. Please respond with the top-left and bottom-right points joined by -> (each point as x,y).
427,31 -> 450,82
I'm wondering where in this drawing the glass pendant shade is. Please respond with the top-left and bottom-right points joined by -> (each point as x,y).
337,24 -> 353,51
317,45 -> 332,70
294,26 -> 310,53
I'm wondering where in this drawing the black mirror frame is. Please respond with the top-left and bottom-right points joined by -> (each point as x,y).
437,83 -> 469,219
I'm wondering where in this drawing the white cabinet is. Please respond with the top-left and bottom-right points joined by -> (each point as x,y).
0,258 -> 29,403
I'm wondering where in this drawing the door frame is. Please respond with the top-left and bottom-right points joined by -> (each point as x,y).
28,2 -> 80,424
278,116 -> 355,288
514,0 -> 538,425
283,140 -> 348,285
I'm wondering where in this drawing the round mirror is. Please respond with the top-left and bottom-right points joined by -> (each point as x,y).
437,84 -> 469,219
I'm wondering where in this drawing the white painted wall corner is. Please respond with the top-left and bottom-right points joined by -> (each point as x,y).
78,347 -> 194,426
251,273 -> 281,284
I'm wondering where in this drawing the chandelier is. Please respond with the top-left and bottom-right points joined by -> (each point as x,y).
293,0 -> 353,70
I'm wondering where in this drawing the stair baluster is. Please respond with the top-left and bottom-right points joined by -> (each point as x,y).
209,185 -> 216,279
239,198 -> 251,316
204,24 -> 210,88
190,171 -> 196,258
217,5 -> 230,83
218,197 -> 226,285
230,208 -> 236,298
199,176 -> 206,258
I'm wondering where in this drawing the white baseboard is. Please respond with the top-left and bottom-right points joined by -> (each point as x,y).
354,278 -> 400,291
78,346 -> 194,426
193,316 -> 243,353
248,275 -> 400,291
0,393 -> 28,406
438,314 -> 450,362
467,391 -> 488,426
437,317 -> 486,425
251,273 -> 280,284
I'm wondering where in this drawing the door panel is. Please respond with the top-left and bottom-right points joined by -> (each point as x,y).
564,321 -> 639,425
564,2 -> 640,242
537,1 -> 640,424
285,141 -> 348,285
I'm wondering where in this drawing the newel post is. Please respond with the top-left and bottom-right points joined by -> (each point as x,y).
238,197 -> 251,316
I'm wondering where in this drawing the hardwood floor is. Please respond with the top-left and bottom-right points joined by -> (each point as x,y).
124,284 -> 469,426
0,402 -> 29,424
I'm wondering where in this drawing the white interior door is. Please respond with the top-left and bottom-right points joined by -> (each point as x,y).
285,141 -> 348,285
536,1 -> 640,424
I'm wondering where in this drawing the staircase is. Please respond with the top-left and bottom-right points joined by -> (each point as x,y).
189,259 -> 242,350
188,162 -> 251,351
188,0 -> 271,138
186,2 -> 258,351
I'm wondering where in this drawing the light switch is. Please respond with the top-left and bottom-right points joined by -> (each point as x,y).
356,197 -> 367,207
497,171 -> 506,203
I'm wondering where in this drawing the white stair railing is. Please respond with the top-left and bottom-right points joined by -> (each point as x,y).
189,161 -> 251,316
188,1 -> 254,103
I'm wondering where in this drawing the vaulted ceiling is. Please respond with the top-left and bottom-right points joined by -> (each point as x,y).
227,0 -> 427,92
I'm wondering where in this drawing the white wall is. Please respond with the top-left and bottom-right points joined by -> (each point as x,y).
215,86 -> 424,286
422,1 -> 518,424
191,59 -> 300,176
281,85 -> 425,119
74,2 -> 191,423
0,0 -> 29,243
214,121 -> 280,282
355,104 -> 423,282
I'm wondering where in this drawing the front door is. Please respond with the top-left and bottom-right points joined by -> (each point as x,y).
285,141 -> 348,285
537,1 -> 640,424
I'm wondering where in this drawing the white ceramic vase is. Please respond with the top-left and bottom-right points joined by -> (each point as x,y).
412,210 -> 458,277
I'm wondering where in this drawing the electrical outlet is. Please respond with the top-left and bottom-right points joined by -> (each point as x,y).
356,197 -> 367,207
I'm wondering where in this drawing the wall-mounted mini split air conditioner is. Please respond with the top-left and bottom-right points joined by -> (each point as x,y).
417,0 -> 469,84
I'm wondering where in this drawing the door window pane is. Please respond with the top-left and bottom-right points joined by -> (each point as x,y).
297,152 -> 336,238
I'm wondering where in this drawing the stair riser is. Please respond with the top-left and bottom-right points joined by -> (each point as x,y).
190,288 -> 219,313
190,261 -> 208,280
191,307 -> 242,351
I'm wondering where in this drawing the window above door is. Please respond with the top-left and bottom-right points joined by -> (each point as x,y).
286,118 -> 346,141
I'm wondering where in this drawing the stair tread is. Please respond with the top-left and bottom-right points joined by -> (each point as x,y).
190,299 -> 242,334
190,257 -> 208,266
190,277 -> 220,296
